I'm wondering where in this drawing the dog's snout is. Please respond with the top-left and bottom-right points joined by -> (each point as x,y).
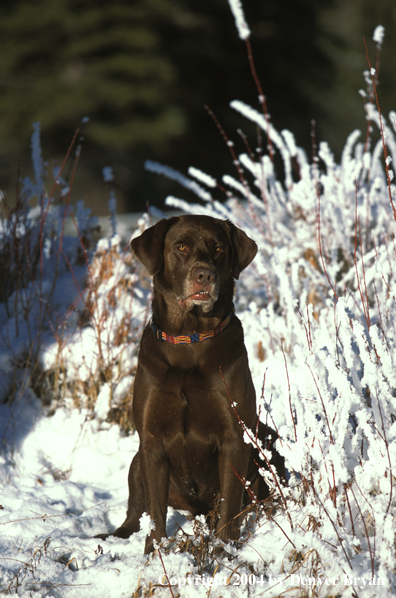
194,267 -> 216,285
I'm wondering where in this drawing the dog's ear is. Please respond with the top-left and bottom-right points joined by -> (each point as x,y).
226,221 -> 258,279
130,218 -> 174,275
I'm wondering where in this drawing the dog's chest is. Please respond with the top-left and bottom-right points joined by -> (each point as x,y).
160,367 -> 232,440
163,371 -> 227,483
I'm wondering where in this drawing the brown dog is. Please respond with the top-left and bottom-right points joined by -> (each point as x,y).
99,215 -> 285,553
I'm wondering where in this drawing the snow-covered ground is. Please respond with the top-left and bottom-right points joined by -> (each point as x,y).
0,326 -> 291,598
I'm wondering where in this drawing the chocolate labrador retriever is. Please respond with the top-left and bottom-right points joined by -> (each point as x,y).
98,215 -> 285,553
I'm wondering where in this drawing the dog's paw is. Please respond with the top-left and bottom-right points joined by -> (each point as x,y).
112,526 -> 134,539
93,526 -> 133,541
94,532 -> 110,541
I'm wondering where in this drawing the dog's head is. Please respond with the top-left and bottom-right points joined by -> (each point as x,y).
131,215 -> 257,313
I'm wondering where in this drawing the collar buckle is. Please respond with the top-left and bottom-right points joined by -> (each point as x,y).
150,317 -> 164,341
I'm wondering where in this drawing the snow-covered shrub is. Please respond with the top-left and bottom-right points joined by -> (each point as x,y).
0,123 -> 93,404
0,124 -> 150,433
40,229 -> 150,430
142,22 -> 396,591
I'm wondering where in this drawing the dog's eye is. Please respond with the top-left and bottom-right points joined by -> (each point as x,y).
177,244 -> 186,252
214,245 -> 222,253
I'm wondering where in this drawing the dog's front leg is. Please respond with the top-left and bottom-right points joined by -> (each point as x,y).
216,440 -> 250,542
108,451 -> 146,540
139,438 -> 171,554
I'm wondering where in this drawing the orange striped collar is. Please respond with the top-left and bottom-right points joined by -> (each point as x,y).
150,306 -> 235,344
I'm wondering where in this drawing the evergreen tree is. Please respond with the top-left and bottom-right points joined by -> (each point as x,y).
0,0 -> 185,153
0,0 -> 339,212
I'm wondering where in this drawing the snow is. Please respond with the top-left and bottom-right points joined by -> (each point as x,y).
373,25 -> 385,47
0,401 -> 138,596
102,167 -> 114,183
187,167 -> 217,189
227,0 -> 251,41
145,160 -> 213,202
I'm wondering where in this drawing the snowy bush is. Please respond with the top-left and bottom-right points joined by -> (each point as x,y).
141,22 -> 396,593
0,123 -> 150,432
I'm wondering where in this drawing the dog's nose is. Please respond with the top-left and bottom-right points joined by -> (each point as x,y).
194,268 -> 216,285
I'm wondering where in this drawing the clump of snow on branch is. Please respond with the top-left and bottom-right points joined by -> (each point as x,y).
145,159 -> 213,202
373,25 -> 385,48
227,0 -> 251,40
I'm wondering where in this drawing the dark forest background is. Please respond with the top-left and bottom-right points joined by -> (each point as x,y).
0,0 -> 395,214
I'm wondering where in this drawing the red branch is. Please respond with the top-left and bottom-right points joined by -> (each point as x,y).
244,37 -> 274,162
